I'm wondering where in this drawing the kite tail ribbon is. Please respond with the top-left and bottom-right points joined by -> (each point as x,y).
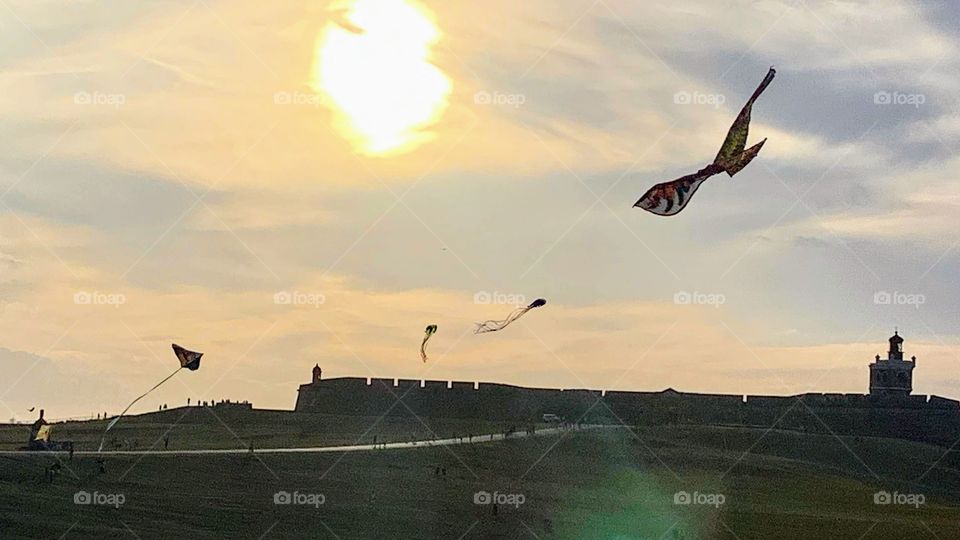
97,366 -> 183,452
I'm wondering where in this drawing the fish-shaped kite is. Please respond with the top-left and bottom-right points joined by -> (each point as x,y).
634,67 -> 776,216
97,343 -> 203,452
420,324 -> 438,362
475,298 -> 547,334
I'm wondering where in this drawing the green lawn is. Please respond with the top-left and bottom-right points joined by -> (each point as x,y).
0,407 -> 532,452
1,415 -> 959,539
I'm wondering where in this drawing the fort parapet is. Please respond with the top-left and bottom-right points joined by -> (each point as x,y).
295,333 -> 960,445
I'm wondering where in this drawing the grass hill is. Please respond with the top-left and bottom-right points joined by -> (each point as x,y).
1,410 -> 959,538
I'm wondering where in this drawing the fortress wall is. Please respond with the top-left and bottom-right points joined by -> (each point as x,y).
929,395 -> 960,408
745,395 -> 799,407
397,379 -> 420,390
604,390 -> 657,400
295,378 -> 960,443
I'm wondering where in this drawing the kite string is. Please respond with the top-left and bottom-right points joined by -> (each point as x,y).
97,366 -> 183,452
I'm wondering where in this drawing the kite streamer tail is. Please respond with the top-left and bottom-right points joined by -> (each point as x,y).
420,338 -> 429,362
474,306 -> 531,334
97,366 -> 182,452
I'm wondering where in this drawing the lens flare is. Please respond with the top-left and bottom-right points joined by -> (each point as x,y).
313,0 -> 451,156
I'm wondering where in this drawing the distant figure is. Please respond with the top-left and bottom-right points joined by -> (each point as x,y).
492,503 -> 498,516
434,466 -> 440,476
164,435 -> 170,450
97,458 -> 106,474
187,398 -> 191,406
46,463 -> 61,483
441,467 -> 447,477
27,409 -> 48,448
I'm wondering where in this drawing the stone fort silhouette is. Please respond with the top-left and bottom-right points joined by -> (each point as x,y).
296,332 -> 960,445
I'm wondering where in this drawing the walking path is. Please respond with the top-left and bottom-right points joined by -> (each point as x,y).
1,424 -> 614,457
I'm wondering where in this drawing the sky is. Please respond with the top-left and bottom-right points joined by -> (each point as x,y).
2,0 -> 960,419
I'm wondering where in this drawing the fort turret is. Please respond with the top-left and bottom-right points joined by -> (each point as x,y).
869,330 -> 915,398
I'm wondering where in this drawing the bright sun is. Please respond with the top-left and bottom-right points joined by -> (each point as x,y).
313,0 -> 452,156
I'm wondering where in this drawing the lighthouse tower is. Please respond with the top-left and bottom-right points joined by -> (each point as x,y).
869,331 -> 915,398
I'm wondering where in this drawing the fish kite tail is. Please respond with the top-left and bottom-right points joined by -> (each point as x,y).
725,138 -> 767,177
749,67 -> 776,104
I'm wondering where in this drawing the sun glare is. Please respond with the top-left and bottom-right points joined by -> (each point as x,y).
313,0 -> 452,156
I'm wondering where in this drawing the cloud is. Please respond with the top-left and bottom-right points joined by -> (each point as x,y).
2,0 -> 960,416
796,155 -> 960,247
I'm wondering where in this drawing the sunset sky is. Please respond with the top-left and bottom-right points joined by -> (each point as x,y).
2,0 -> 960,419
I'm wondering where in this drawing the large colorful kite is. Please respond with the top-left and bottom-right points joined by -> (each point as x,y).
97,343 -> 202,452
634,67 -> 776,216
474,298 -> 547,334
420,324 -> 438,362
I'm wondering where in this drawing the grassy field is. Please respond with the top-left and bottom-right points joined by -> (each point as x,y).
1,412 -> 959,539
0,407 -> 530,452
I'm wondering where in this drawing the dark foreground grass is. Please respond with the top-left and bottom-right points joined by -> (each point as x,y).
2,423 -> 960,539
0,408 -> 528,452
